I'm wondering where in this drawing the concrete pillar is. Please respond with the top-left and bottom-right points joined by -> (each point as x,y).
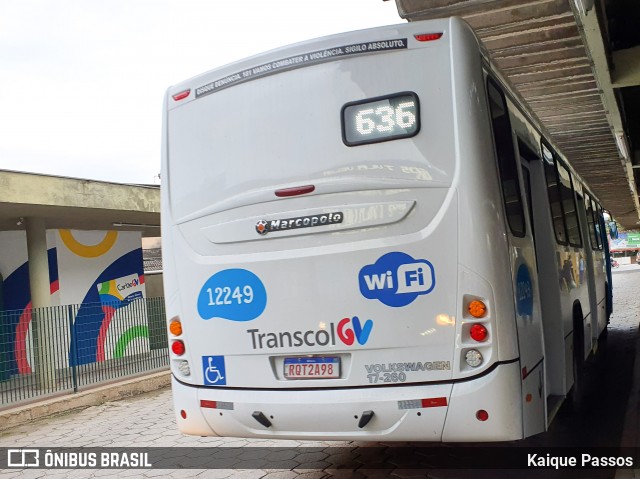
25,217 -> 54,389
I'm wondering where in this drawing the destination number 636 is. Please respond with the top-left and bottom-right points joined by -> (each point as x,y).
355,102 -> 416,135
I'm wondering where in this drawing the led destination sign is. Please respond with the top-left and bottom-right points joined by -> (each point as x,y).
342,92 -> 420,146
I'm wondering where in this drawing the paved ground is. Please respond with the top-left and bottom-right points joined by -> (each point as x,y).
0,265 -> 639,478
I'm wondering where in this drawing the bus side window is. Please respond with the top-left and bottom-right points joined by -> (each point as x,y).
487,78 -> 525,237
542,143 -> 568,245
557,161 -> 582,247
517,138 -> 540,239
584,193 -> 598,249
594,204 -> 605,249
593,201 -> 603,250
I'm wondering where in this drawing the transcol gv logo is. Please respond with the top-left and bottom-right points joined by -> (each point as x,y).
337,316 -> 373,346
246,316 -> 373,350
359,252 -> 435,307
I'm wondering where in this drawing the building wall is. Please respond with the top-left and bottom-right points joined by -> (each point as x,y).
0,230 -> 147,377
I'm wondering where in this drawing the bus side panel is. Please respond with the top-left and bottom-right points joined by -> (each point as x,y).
450,18 -> 519,365
591,206 -> 608,338
521,362 -> 546,437
171,377 -> 219,436
443,362 -> 523,441
524,159 -> 566,399
161,94 -> 192,388
503,103 -> 546,438
575,192 -> 602,348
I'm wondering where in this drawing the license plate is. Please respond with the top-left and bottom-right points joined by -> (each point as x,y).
283,357 -> 340,379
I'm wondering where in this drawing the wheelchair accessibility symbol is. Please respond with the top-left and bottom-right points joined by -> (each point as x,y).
202,356 -> 226,385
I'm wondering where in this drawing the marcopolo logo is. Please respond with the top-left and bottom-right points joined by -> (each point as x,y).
256,212 -> 343,235
246,316 -> 373,350
359,252 -> 435,307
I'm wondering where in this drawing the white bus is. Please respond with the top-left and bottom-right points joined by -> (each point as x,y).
161,17 -> 612,442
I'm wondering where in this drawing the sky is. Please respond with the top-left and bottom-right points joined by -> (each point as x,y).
0,0 -> 403,185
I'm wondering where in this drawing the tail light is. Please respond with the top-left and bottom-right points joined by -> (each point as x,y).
169,319 -> 183,336
470,324 -> 488,342
465,349 -> 483,368
397,397 -> 448,410
468,300 -> 487,318
200,400 -> 234,410
175,360 -> 191,376
414,33 -> 443,42
172,89 -> 191,101
171,340 -> 186,356
169,316 -> 190,374
476,410 -> 489,421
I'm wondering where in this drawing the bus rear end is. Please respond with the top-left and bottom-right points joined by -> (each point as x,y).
162,17 -> 524,441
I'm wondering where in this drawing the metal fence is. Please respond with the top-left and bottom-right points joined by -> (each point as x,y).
0,297 -> 168,408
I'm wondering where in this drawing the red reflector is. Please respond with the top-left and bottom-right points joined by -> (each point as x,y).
172,89 -> 191,101
171,340 -> 185,356
200,400 -> 218,409
421,397 -> 448,408
476,409 -> 489,421
275,185 -> 315,197
180,410 -> 187,419
470,324 -> 488,342
414,32 -> 443,42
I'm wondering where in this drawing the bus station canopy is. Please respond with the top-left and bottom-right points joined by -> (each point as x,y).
0,170 -> 160,237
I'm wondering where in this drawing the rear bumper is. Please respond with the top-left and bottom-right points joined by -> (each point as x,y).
171,361 -> 523,442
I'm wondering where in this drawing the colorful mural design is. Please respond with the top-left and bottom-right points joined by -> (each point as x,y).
95,273 -> 147,362
69,248 -> 146,365
0,230 -> 147,377
59,230 -> 118,258
1,248 -> 59,375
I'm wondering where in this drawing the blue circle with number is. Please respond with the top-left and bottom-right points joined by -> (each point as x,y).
197,269 -> 267,321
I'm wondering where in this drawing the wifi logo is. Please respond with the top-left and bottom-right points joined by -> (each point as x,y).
359,252 -> 435,307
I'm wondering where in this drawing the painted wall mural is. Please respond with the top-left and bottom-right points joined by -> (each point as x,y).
0,230 -> 146,378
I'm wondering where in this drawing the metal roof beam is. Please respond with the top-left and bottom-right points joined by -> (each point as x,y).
572,2 -> 640,221
393,0 -> 640,226
611,46 -> 640,88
